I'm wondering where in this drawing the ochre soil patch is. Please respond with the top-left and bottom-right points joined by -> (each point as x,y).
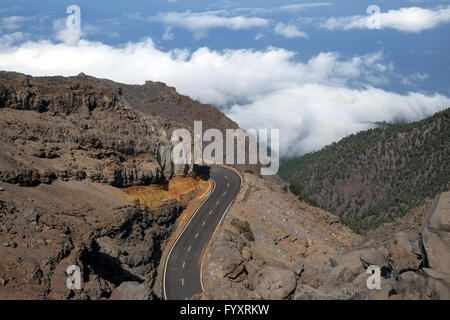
117,176 -> 209,208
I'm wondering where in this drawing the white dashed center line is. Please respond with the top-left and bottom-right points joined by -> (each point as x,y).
181,279 -> 184,286
202,220 -> 206,226
195,233 -> 199,239
182,261 -> 185,268
187,246 -> 191,252
223,191 -> 227,196
216,200 -> 220,205
209,210 -> 212,215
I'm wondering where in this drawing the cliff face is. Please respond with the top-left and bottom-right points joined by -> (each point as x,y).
0,71 -> 202,187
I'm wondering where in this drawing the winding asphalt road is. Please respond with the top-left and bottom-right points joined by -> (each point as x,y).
163,165 -> 242,300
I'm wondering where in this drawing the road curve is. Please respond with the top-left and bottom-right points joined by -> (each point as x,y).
163,165 -> 242,300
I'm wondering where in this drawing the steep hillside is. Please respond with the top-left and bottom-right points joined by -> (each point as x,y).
203,172 -> 450,300
280,108 -> 450,233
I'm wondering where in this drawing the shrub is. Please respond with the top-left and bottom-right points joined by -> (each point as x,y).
231,218 -> 255,242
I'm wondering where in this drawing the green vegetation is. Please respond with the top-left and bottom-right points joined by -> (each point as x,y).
245,169 -> 255,175
231,217 -> 255,242
280,108 -> 450,234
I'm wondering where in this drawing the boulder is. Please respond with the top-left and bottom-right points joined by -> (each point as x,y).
392,271 -> 427,300
109,281 -> 153,300
329,251 -> 365,283
23,207 -> 39,223
421,268 -> 450,300
389,232 -> 421,277
360,247 -> 389,269
211,232 -> 247,282
250,265 -> 297,300
421,192 -> 450,276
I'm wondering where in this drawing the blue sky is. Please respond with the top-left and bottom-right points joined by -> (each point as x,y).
1,0 -> 450,156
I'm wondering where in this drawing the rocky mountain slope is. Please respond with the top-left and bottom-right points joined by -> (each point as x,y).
0,71 -> 235,299
202,172 -> 450,300
280,108 -> 450,233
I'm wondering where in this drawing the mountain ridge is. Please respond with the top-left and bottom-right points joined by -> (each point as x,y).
280,108 -> 450,233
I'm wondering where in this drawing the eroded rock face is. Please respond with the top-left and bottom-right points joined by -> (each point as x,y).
0,71 -> 199,188
0,179 -> 184,300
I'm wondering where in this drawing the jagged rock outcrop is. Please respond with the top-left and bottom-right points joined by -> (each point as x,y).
0,71 -> 203,188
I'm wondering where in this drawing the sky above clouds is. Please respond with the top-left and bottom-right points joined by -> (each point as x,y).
0,0 -> 449,157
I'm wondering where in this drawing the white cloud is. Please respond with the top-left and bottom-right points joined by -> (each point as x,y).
401,72 -> 429,86
320,6 -> 450,32
0,16 -> 27,32
227,85 -> 450,156
53,18 -> 82,45
162,27 -> 175,41
274,23 -> 308,39
233,2 -> 333,16
151,11 -> 269,39
0,39 -> 448,157
0,32 -> 27,48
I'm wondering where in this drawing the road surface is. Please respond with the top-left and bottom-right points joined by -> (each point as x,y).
163,165 -> 242,300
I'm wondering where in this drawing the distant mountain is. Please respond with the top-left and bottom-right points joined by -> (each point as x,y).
280,108 -> 450,233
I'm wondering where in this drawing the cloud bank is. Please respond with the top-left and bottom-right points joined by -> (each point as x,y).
320,6 -> 450,32
234,3 -> 333,16
151,11 -> 269,39
274,23 -> 308,39
0,37 -> 448,157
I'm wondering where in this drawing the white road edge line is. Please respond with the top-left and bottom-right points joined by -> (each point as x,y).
163,177 -> 216,300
